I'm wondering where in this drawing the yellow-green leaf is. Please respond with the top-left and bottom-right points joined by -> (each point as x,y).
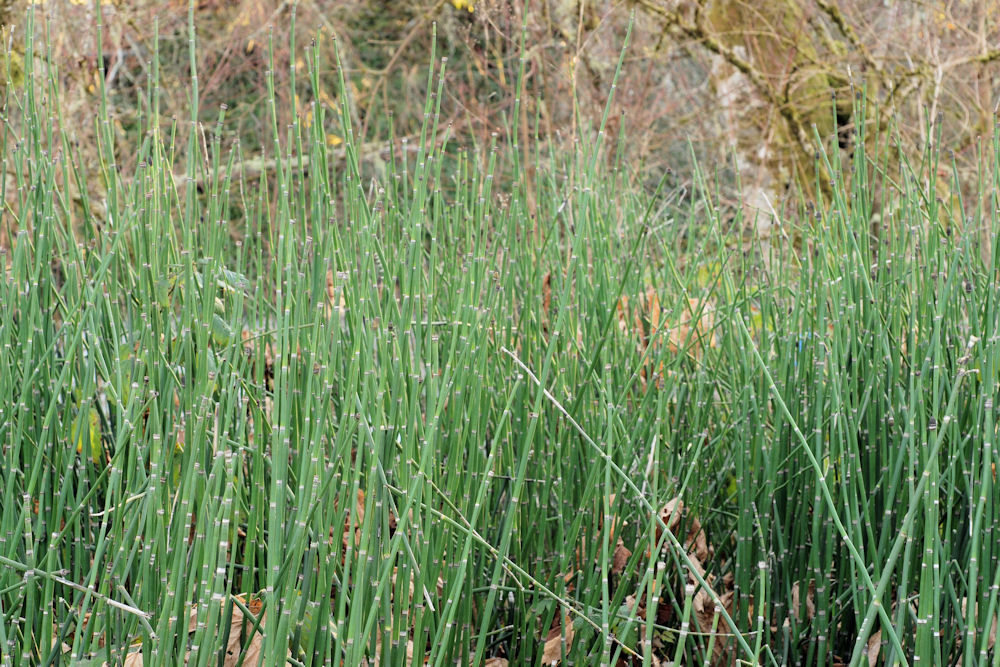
72,408 -> 102,464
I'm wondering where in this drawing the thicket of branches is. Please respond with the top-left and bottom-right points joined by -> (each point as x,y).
3,0 -> 997,243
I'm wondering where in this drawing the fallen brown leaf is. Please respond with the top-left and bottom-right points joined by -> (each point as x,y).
111,595 -> 267,667
623,592 -> 655,630
616,292 -> 717,388
960,597 -> 997,651
689,577 -> 734,666
541,613 -> 575,665
191,595 -> 266,666
790,580 -> 816,622
866,630 -> 882,667
659,497 -> 732,665
333,489 -> 367,553
669,297 -> 717,355
220,608 -> 265,666
657,498 -> 711,563
611,542 -> 632,577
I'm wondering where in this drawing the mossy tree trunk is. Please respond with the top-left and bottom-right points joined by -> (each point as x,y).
633,0 -> 998,259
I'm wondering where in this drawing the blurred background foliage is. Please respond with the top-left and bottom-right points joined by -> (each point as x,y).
2,0 -> 998,254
